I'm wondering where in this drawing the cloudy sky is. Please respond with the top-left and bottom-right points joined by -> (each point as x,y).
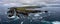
0,0 -> 47,7
0,0 -> 60,7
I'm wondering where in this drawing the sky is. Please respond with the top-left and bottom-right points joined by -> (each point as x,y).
0,0 -> 47,7
0,0 -> 60,7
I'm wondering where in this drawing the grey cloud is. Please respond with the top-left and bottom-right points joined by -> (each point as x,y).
0,0 -> 60,7
0,0 -> 47,5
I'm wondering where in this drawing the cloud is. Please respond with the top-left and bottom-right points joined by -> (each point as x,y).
0,0 -> 47,5
46,0 -> 60,4
1,0 -> 60,4
0,0 -> 60,7
0,2 -> 3,3
3,3 -> 23,7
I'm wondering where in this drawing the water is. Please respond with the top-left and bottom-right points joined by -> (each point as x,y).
0,7 -> 60,24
